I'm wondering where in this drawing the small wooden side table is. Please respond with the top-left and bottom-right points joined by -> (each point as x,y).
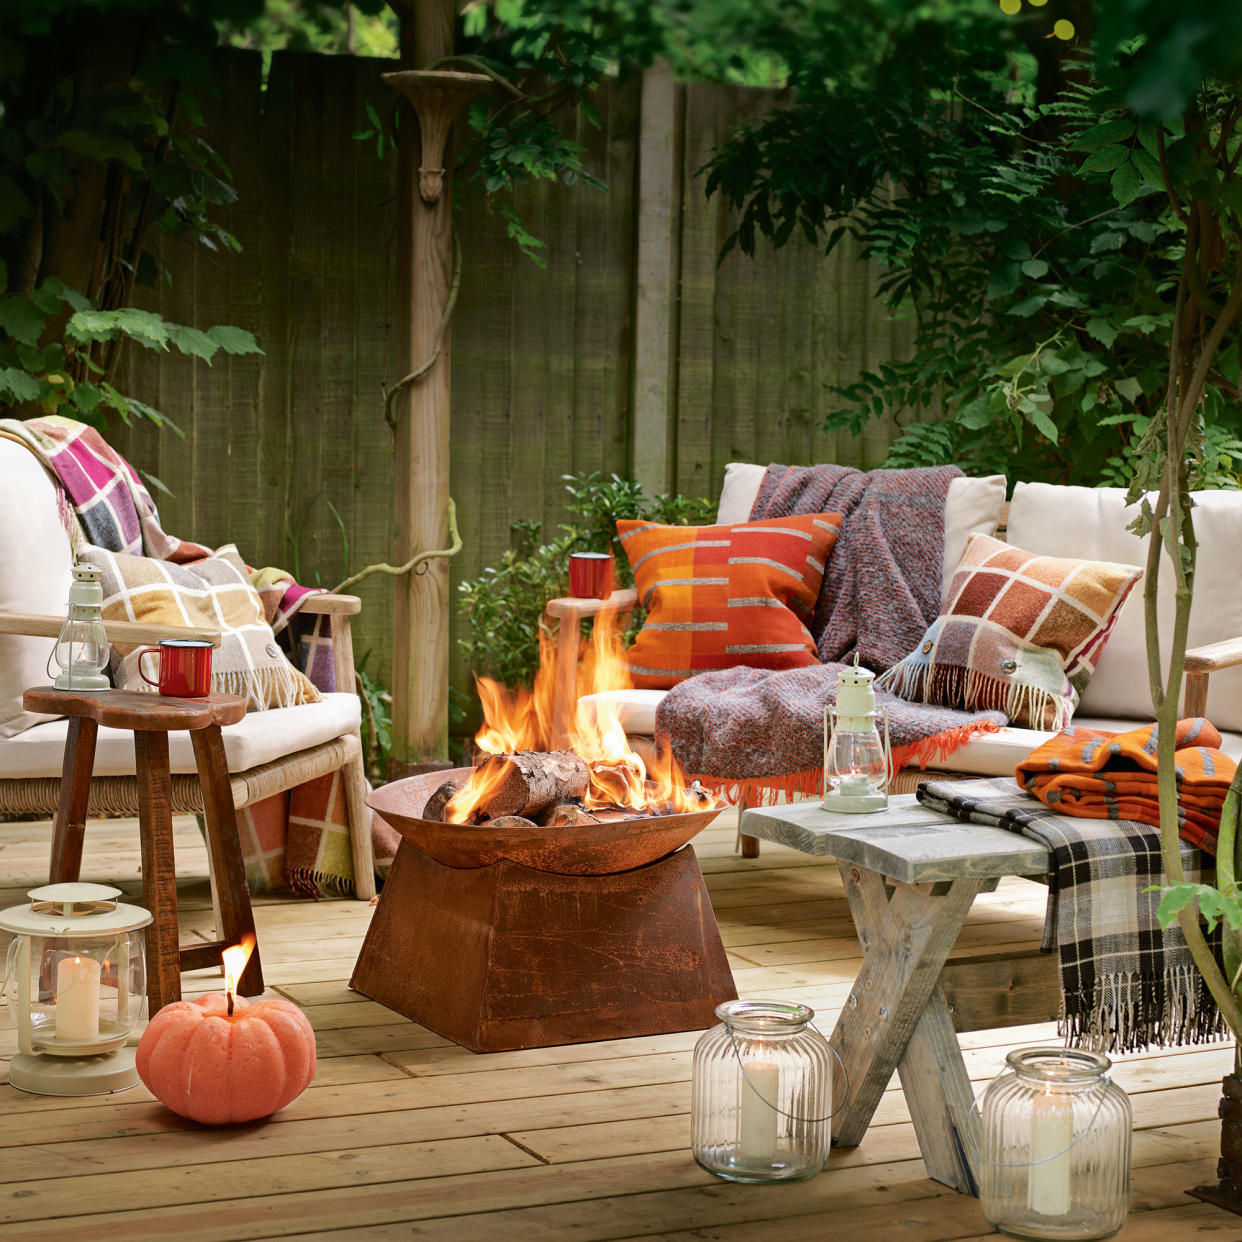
741,794 -> 1054,1196
23,687 -> 263,1013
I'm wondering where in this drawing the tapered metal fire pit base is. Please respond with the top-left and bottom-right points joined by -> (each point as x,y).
351,773 -> 737,1053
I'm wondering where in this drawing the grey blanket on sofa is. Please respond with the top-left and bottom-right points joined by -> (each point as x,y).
655,464 -> 1005,799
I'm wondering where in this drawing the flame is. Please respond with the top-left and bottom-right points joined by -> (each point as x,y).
222,936 -> 256,1004
451,608 -> 712,820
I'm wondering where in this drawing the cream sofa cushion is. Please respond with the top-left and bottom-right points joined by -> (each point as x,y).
0,691 -> 361,779
714,462 -> 1005,603
0,438 -> 75,737
1007,483 -> 1242,730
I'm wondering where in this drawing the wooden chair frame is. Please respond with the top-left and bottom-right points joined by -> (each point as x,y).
0,592 -> 376,900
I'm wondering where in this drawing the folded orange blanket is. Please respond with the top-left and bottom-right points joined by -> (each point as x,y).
1015,718 -> 1236,854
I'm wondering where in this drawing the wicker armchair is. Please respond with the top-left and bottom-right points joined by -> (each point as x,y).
0,593 -> 376,899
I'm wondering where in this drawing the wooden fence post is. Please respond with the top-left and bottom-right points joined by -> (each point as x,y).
630,61 -> 682,495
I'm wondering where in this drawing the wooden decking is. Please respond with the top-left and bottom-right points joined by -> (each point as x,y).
0,810 -> 1238,1241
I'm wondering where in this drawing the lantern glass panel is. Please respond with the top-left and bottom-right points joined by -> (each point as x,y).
692,999 -> 832,1182
979,1047 -> 1131,1240
5,929 -> 147,1052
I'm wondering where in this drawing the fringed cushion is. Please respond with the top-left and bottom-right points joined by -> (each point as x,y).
618,513 -> 842,689
876,533 -> 1141,730
81,543 -> 321,711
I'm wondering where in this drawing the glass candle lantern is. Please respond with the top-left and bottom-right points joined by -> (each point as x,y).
48,563 -> 111,692
979,1048 -> 1132,1241
692,999 -> 833,1182
1,883 -> 151,1096
822,658 -> 891,814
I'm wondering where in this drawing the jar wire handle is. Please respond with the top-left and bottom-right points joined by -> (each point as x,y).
966,1076 -> 1114,1168
725,1018 -> 851,1123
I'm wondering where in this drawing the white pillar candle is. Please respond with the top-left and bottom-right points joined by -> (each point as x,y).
1027,1089 -> 1073,1216
738,1059 -> 780,1162
56,954 -> 101,1042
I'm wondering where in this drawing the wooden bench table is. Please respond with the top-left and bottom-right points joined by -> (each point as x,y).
740,793 -> 1056,1196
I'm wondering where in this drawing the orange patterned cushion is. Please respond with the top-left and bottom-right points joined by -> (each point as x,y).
617,514 -> 843,689
876,533 -> 1141,729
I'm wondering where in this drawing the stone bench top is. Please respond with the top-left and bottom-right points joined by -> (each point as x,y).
740,793 -> 1051,885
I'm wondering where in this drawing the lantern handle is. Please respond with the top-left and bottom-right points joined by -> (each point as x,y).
964,1076 -> 1114,1168
725,1018 -> 851,1124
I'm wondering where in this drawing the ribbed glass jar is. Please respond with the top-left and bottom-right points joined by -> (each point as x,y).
692,999 -> 832,1182
979,1047 -> 1132,1241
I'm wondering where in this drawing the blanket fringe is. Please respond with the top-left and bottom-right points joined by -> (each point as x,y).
285,865 -> 355,900
877,661 -> 1071,732
689,718 -> 1005,807
1059,963 -> 1229,1053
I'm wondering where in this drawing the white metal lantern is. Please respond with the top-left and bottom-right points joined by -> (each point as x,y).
822,657 -> 892,813
1,883 -> 151,1095
47,563 -> 112,692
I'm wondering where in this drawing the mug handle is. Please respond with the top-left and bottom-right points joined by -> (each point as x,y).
137,648 -> 160,688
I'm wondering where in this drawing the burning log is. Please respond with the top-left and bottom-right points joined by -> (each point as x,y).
422,779 -> 464,823
472,749 -> 590,822
487,815 -> 538,829
542,804 -> 600,827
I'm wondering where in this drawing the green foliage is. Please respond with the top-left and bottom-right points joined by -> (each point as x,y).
355,653 -> 392,786
0,0 -> 275,428
457,472 -> 714,688
221,0 -> 396,59
699,13 -> 1242,487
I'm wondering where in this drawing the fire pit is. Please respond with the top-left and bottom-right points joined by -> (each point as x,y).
362,766 -> 719,874
351,765 -> 737,1053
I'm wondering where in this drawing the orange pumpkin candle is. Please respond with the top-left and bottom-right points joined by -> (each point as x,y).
135,939 -> 316,1124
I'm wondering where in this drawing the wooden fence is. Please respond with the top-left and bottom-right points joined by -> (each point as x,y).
113,48 -> 905,704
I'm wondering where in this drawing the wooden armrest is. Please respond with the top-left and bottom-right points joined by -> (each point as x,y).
298,593 -> 362,616
1185,636 -> 1242,673
545,588 -> 639,622
0,612 -> 222,648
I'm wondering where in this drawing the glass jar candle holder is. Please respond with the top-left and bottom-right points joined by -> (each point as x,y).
692,999 -> 834,1182
979,1047 -> 1132,1241
1,882 -> 151,1096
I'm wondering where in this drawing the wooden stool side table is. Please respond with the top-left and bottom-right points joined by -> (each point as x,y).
22,687 -> 263,1014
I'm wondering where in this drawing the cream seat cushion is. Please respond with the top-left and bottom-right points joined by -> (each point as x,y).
0,691 -> 361,779
715,461 -> 1006,603
0,438 -> 75,737
1007,483 -> 1242,731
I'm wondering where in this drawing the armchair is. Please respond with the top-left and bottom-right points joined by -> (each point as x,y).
0,435 -> 376,899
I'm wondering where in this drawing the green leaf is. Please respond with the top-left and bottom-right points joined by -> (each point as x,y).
956,394 -> 992,429
0,297 -> 47,346
1115,377 -> 1144,402
70,382 -> 102,415
205,324 -> 262,356
1111,160 -> 1144,207
1132,147 -> 1164,190
1079,145 -> 1128,174
1021,259 -> 1049,279
986,263 -> 1022,301
1025,404 -> 1060,444
66,308 -> 169,350
1090,231 -> 1126,254
0,366 -> 40,402
168,325 -> 219,361
1073,119 -> 1135,152
57,130 -> 144,173
1086,318 -> 1119,347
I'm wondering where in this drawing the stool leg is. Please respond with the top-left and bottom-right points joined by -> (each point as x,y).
737,795 -> 761,859
134,730 -> 182,1013
49,717 -> 98,883
191,725 -> 263,996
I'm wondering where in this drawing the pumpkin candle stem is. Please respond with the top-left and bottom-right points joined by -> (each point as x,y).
227,990 -> 234,1017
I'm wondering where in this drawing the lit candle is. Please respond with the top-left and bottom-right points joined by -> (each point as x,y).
738,1059 -> 780,1162
55,954 -> 101,1042
1027,1088 -> 1073,1215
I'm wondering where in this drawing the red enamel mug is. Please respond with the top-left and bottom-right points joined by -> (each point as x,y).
137,639 -> 214,698
568,552 -> 614,600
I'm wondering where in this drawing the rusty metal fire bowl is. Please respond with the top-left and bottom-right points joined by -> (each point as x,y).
367,766 -> 721,876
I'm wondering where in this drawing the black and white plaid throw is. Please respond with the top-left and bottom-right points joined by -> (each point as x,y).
917,776 -> 1227,1053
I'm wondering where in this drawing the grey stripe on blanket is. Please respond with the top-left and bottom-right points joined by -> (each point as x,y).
917,776 -> 1227,1054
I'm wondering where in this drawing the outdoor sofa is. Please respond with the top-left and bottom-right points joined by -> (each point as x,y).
550,462 -> 1242,809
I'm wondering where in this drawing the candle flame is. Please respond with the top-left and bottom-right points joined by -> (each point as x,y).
222,937 -> 256,1013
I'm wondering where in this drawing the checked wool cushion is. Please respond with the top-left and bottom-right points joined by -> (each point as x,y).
617,513 -> 842,690
876,533 -> 1141,730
